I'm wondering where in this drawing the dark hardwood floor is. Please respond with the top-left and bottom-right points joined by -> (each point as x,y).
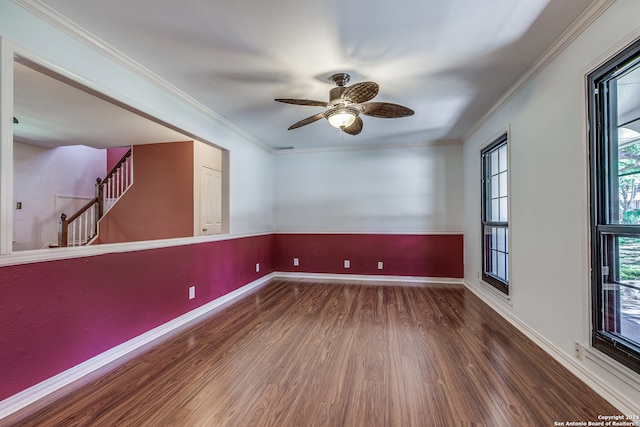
6,279 -> 620,426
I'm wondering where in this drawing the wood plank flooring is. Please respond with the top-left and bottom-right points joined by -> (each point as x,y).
6,279 -> 620,426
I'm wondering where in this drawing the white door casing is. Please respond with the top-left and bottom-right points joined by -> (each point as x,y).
200,165 -> 222,235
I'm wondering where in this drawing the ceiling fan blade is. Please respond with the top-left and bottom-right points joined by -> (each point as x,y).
361,102 -> 415,118
341,82 -> 379,104
288,112 -> 326,130
275,98 -> 328,107
342,116 -> 363,135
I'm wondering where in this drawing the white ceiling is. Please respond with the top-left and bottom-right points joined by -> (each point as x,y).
17,0 -> 597,150
13,60 -> 190,149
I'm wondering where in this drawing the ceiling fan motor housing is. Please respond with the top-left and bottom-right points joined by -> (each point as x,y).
329,87 -> 348,105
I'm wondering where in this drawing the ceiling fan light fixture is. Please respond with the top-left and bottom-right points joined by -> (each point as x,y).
326,107 -> 358,129
276,73 -> 413,134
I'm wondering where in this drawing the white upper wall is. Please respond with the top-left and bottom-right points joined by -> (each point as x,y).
275,143 -> 463,233
463,0 -> 640,412
13,142 -> 105,250
0,1 -> 274,236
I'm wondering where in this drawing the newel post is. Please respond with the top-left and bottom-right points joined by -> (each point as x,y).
58,213 -> 68,247
96,178 -> 104,218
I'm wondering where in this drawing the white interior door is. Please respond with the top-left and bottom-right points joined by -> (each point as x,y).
200,166 -> 222,235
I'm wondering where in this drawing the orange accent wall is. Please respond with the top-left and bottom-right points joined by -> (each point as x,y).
95,141 -> 194,244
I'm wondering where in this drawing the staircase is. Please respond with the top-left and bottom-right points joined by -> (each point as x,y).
57,149 -> 132,247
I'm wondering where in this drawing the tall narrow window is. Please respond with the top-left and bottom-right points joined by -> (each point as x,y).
481,134 -> 509,294
589,38 -> 640,373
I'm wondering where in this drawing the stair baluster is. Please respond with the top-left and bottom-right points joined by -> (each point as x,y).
57,149 -> 132,247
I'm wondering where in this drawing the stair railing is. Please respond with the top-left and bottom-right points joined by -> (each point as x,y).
57,149 -> 132,247
99,149 -> 133,216
58,197 -> 99,247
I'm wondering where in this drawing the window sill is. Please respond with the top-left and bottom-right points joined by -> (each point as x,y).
482,281 -> 512,304
476,275 -> 513,305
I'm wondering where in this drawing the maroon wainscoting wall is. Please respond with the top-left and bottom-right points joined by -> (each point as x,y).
0,232 -> 462,402
0,234 -> 273,401
273,233 -> 463,278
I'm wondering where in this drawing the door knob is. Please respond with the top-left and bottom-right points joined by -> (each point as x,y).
202,228 -> 208,232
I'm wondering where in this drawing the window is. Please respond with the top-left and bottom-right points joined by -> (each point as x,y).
481,134 -> 509,294
589,38 -> 640,374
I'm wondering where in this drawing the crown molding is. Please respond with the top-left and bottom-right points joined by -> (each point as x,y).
13,0 -> 616,155
272,138 -> 462,155
11,0 -> 271,152
463,0 -> 616,142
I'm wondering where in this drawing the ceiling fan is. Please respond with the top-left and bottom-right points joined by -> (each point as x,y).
275,73 -> 414,135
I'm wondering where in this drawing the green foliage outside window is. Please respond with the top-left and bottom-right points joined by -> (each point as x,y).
622,209 -> 640,224
619,142 -> 640,225
619,237 -> 640,281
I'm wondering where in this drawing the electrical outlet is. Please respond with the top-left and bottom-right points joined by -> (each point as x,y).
378,261 -> 383,270
293,257 -> 299,266
574,341 -> 583,360
344,260 -> 350,269
188,286 -> 196,300
256,263 -> 260,272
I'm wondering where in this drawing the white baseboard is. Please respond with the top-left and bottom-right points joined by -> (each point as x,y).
274,271 -> 463,285
0,273 -> 274,422
463,279 -> 640,417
